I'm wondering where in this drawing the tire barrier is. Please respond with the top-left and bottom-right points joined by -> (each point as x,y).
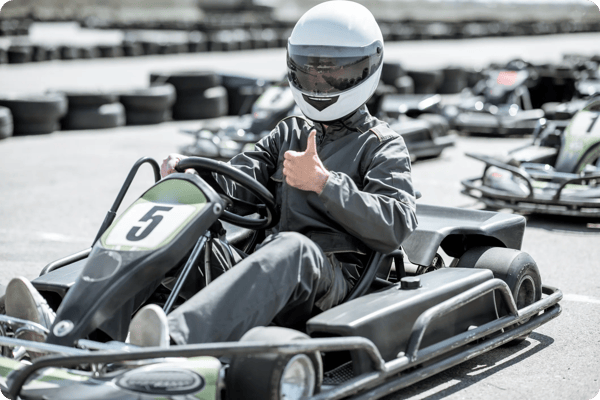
119,84 -> 176,125
220,74 -> 272,116
1,16 -> 599,65
60,92 -> 125,130
0,93 -> 67,135
407,70 -> 445,94
150,71 -> 228,120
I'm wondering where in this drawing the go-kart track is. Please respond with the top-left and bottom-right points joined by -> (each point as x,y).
0,32 -> 599,400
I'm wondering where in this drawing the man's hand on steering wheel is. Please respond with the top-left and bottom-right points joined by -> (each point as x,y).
161,154 -> 197,178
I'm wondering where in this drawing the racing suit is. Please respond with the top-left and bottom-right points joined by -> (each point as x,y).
167,105 -> 418,345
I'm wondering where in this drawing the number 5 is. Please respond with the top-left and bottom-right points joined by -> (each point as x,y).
126,206 -> 173,242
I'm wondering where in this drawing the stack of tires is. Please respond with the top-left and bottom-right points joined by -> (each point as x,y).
0,107 -> 13,140
438,67 -> 469,94
119,84 -> 176,125
60,92 -> 125,130
150,71 -> 228,120
220,74 -> 271,116
0,94 -> 67,135
381,62 -> 415,94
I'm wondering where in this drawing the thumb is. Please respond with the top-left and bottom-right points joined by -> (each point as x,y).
305,129 -> 318,155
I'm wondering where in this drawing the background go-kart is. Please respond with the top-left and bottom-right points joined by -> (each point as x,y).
1,3 -> 600,400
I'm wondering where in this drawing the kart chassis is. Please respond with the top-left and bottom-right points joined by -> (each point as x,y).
0,157 -> 563,400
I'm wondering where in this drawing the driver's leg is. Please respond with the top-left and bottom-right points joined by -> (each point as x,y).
167,231 -> 350,345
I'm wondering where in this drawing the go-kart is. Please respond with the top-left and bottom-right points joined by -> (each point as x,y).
0,156 -> 562,400
449,59 -> 578,137
180,82 -> 296,160
448,67 -> 545,136
378,94 -> 456,161
462,97 -> 600,217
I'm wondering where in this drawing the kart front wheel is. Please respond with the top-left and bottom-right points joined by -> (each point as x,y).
227,326 -> 323,400
454,246 -> 542,345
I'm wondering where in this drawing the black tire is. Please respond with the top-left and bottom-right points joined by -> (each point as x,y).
150,71 -> 221,92
575,143 -> 600,172
439,67 -> 468,94
227,327 -> 322,400
454,246 -> 542,345
125,109 -> 172,125
0,48 -> 8,64
61,103 -> 126,130
140,40 -> 160,56
122,40 -> 144,57
381,62 -> 406,86
7,45 -> 32,64
13,120 -> 59,135
187,31 -> 208,53
79,46 -> 100,59
0,106 -> 13,139
119,84 -> 176,112
0,94 -> 68,122
59,45 -> 80,60
62,92 -> 119,108
407,70 -> 444,94
97,44 -> 123,58
31,45 -> 49,62
172,86 -> 228,120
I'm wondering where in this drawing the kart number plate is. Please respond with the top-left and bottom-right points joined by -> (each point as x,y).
105,203 -> 196,249
569,111 -> 600,138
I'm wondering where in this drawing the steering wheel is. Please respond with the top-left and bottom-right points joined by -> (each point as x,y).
176,157 -> 279,230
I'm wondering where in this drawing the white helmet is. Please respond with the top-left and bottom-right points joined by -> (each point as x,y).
286,1 -> 384,122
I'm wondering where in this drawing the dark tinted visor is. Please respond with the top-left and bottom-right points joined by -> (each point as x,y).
287,40 -> 383,96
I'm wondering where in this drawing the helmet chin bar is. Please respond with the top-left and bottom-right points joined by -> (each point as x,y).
307,103 -> 367,125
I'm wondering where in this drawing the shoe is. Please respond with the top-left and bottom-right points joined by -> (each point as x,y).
5,277 -> 55,330
128,304 -> 170,348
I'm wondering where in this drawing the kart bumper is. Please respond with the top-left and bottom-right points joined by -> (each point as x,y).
406,133 -> 456,161
0,353 -> 222,400
0,282 -> 562,400
454,110 -> 544,135
462,176 -> 600,216
462,152 -> 600,216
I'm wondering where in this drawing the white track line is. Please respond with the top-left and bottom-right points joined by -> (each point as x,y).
562,294 -> 600,305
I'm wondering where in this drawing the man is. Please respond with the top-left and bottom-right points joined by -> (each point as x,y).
6,0 -> 418,348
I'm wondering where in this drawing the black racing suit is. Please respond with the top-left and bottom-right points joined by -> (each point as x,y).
167,105 -> 418,345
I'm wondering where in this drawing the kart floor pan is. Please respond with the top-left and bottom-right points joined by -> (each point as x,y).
1,284 -> 562,400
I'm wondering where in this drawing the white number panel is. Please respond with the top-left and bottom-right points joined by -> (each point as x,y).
105,202 -> 196,249
569,111 -> 600,137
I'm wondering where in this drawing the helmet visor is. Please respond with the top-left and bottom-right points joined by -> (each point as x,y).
287,40 -> 383,96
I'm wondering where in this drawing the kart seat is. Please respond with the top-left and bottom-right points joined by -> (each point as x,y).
343,249 -> 405,302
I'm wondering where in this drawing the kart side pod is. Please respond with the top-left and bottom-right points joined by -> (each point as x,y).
306,268 -> 497,365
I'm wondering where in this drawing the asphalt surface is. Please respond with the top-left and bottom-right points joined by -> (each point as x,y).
0,32 -> 599,400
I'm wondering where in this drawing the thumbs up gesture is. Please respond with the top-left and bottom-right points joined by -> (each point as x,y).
283,129 -> 330,194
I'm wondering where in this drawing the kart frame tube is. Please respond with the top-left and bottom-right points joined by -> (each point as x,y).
462,177 -> 600,208
40,157 -> 161,276
5,282 -> 562,400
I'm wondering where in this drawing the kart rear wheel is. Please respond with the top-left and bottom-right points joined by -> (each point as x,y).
227,327 -> 322,400
454,246 -> 542,345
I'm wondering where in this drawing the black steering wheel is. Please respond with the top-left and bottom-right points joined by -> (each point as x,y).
176,157 -> 279,230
